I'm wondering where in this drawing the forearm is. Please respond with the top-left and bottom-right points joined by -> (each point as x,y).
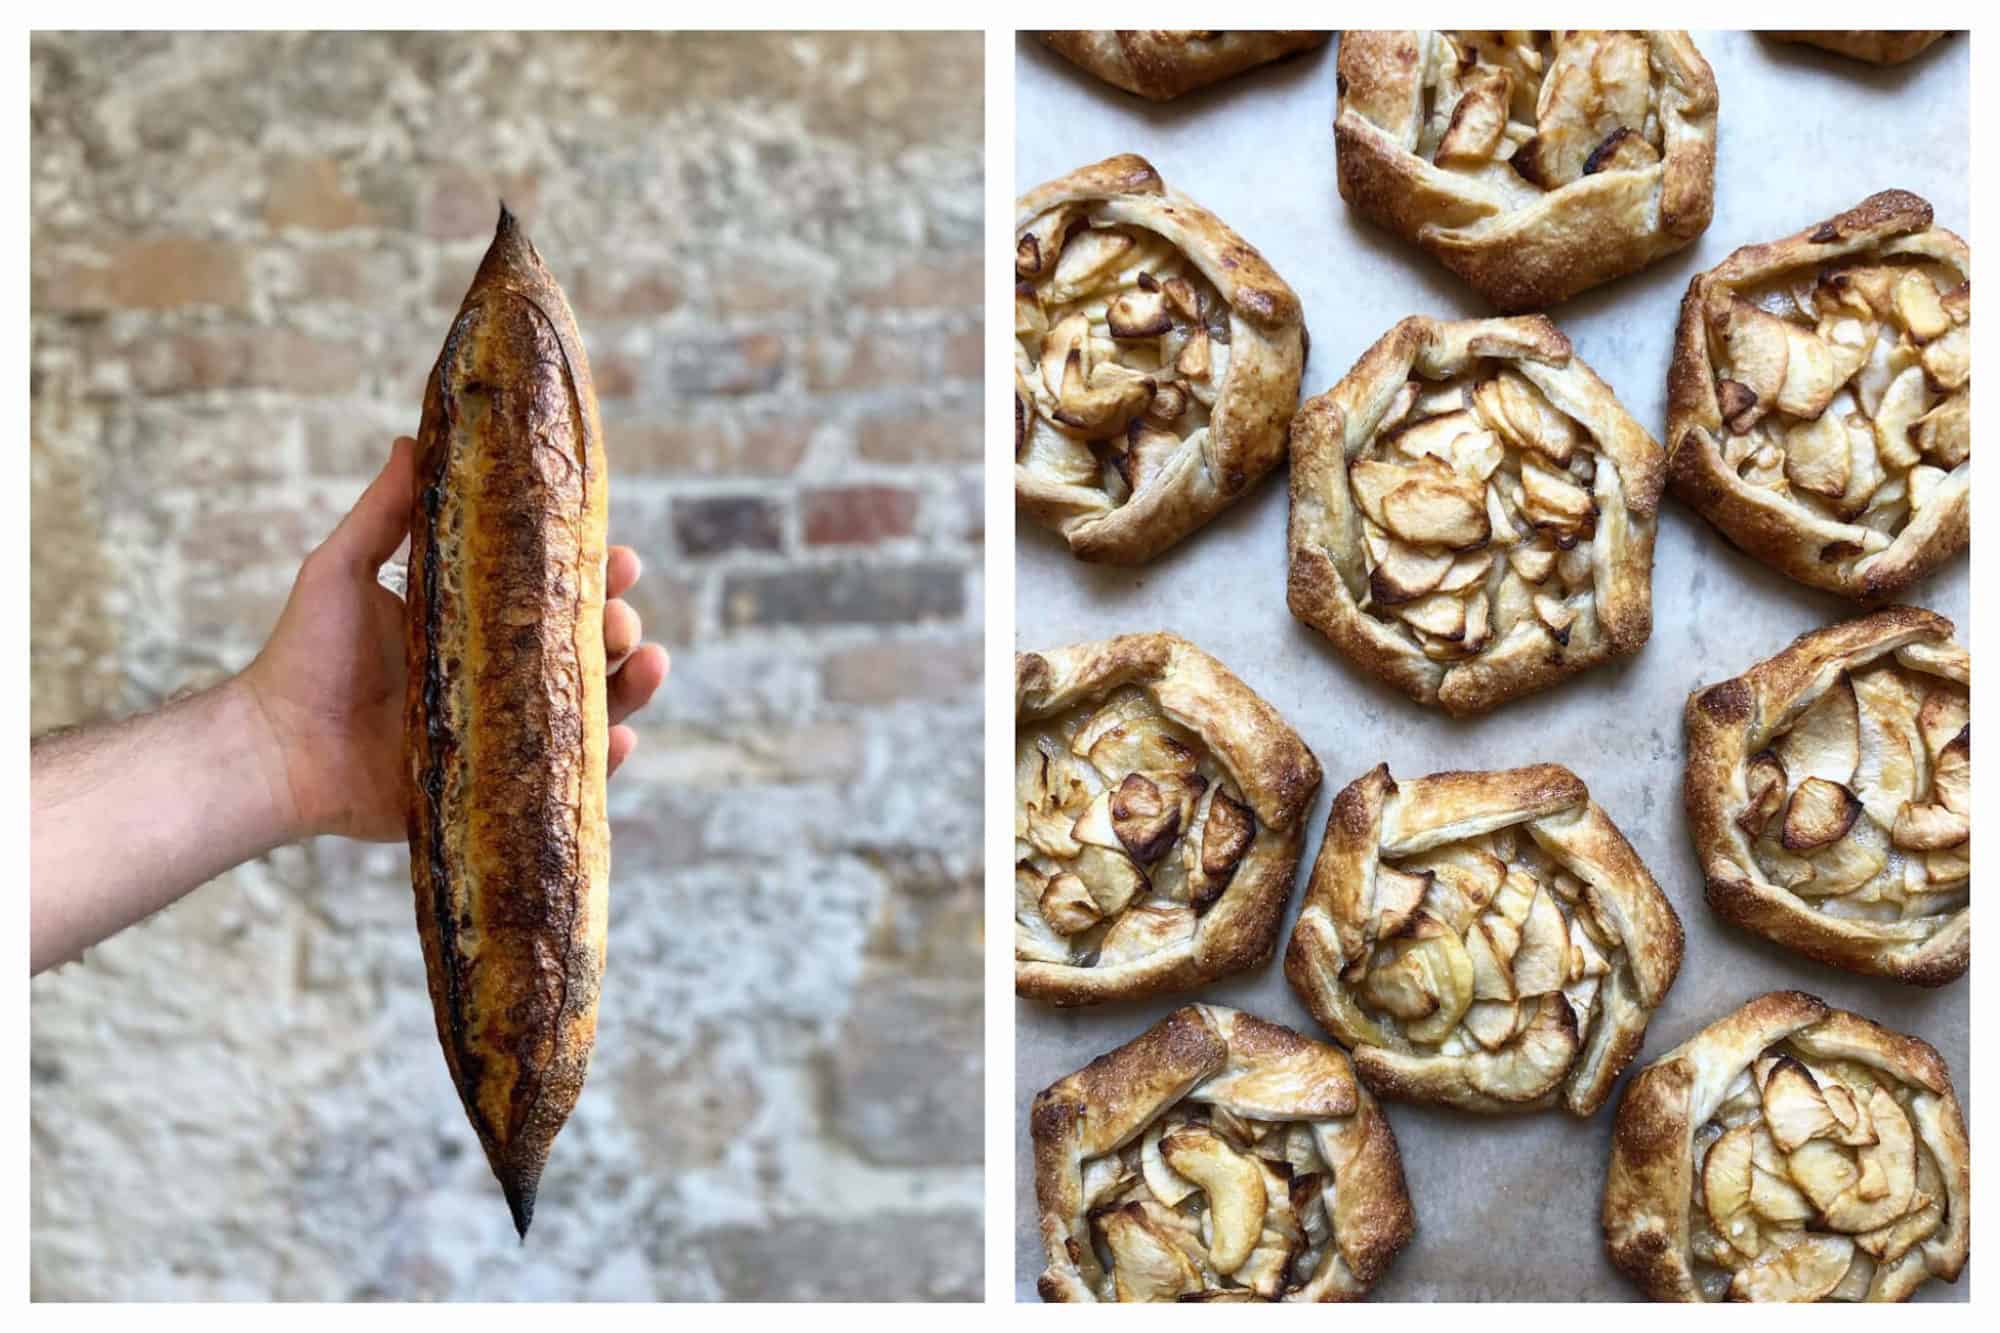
30,677 -> 301,974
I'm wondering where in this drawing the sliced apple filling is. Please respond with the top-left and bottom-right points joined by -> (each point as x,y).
1348,362 -> 1607,664
1016,688 -> 1256,968
1704,256 -> 1969,549
1688,1047 -> 1950,1302
1414,31 -> 1667,209
1015,213 -> 1229,506
1337,822 -> 1623,1101
1078,1105 -> 1349,1300
1739,647 -> 1969,925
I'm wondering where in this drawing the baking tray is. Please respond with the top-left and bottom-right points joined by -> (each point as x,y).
1013,29 -> 1970,1301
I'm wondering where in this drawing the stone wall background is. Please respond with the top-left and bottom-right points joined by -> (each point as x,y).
30,31 -> 983,1301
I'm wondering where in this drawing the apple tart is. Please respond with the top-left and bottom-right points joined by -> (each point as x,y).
1032,1004 -> 1414,1302
1334,30 -> 1717,311
1604,990 -> 1969,1302
1016,154 -> 1307,563
1015,633 -> 1321,1006
1666,191 -> 1969,601
1285,763 -> 1683,1116
1287,315 -> 1664,715
1770,31 -> 1949,65
1038,31 -> 1329,101
1684,607 -> 1969,986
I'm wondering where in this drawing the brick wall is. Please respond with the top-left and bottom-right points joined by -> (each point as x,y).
30,30 -> 983,1301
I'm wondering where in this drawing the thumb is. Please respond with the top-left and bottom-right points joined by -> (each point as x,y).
322,436 -> 418,573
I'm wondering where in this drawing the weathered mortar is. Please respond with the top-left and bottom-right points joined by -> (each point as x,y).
30,30 -> 983,1301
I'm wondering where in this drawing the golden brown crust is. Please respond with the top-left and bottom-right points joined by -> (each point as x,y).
1603,991 -> 1970,1302
1334,31 -> 1717,311
1683,607 -> 1969,985
1039,30 -> 1328,101
1033,1004 -> 1414,1302
1286,762 -> 1683,1116
1015,633 -> 1321,1005
1287,314 -> 1664,715
1664,191 -> 1970,601
1770,31 -> 1950,65
1015,154 -> 1306,563
405,207 -> 610,1236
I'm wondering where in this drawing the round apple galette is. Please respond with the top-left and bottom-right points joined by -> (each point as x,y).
1285,763 -> 1683,1116
1015,154 -> 1306,563
1038,30 -> 1328,101
1015,633 -> 1321,1006
1684,607 -> 1969,986
1334,30 -> 1717,311
1604,990 -> 1969,1302
1287,315 -> 1665,715
1665,190 -> 1969,601
1033,1004 -> 1413,1302
1770,31 -> 1949,65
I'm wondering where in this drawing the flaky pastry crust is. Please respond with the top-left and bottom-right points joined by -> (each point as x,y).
1604,990 -> 1969,1302
1770,31 -> 1950,65
1039,30 -> 1328,101
1335,31 -> 1717,311
1665,190 -> 1970,601
1016,154 -> 1306,563
1286,763 -> 1683,1116
1033,1004 -> 1414,1301
1287,314 -> 1664,715
1016,633 -> 1321,1006
1684,607 -> 1969,986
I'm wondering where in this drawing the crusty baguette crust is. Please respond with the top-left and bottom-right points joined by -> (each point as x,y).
405,206 -> 610,1237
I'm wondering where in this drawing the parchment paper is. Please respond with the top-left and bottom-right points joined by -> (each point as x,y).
1014,30 -> 1970,1302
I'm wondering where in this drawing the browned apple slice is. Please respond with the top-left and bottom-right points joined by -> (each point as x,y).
1159,1125 -> 1266,1276
1761,1056 -> 1838,1151
1738,750 -> 1789,839
1108,278 -> 1172,340
1095,902 -> 1196,968
1773,676 -> 1861,787
1096,1202 -> 1202,1302
1727,1234 -> 1856,1303
1198,790 -> 1255,885
1781,777 -> 1861,852
1039,871 -> 1102,935
1047,226 -> 1133,303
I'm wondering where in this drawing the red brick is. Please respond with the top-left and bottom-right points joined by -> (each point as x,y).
609,420 -> 809,477
263,156 -> 374,231
854,252 -> 982,311
710,259 -> 812,316
125,329 -> 365,396
940,327 -> 983,379
807,335 -> 925,392
673,495 -> 785,557
666,334 -> 784,396
803,485 -> 917,546
822,636 -> 981,705
855,413 -> 979,464
621,571 -> 702,649
296,247 -> 407,305
575,265 -> 682,320
591,353 -> 640,400
424,168 -> 539,240
722,562 -> 963,629
178,505 -> 319,567
36,237 -> 250,313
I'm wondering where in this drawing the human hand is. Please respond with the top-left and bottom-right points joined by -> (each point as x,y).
240,436 -> 670,843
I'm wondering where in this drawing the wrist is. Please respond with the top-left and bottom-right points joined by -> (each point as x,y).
224,670 -> 312,845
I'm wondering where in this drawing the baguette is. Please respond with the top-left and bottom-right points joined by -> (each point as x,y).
404,205 -> 610,1237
